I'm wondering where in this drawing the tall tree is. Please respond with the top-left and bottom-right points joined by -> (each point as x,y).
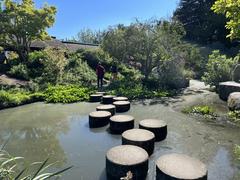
174,0 -> 228,44
101,20 -> 185,79
0,0 -> 56,62
212,0 -> 240,40
74,28 -> 103,44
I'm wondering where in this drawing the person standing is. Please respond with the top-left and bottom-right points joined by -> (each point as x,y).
110,63 -> 118,81
96,62 -> 105,88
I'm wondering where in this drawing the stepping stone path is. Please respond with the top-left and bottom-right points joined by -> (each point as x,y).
139,119 -> 167,141
113,101 -> 131,112
106,145 -> 149,180
89,111 -> 111,128
96,104 -> 116,116
102,95 -> 115,104
89,94 -> 103,102
113,96 -> 129,101
122,129 -> 155,155
110,115 -> 134,134
156,153 -> 207,180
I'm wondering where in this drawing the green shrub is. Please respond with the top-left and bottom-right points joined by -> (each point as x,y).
182,105 -> 215,116
8,63 -> 30,80
228,110 -> 240,125
63,52 -> 96,85
202,50 -> 239,87
234,144 -> 240,160
0,90 -> 44,109
44,85 -> 93,103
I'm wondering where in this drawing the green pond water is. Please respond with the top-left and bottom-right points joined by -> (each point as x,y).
0,88 -> 240,179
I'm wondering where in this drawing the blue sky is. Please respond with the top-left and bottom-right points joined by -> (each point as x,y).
35,0 -> 180,40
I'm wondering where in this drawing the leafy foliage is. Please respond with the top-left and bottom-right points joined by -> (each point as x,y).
0,150 -> 71,180
182,105 -> 215,115
72,28 -> 103,44
0,0 -> 56,61
174,0 -> 229,44
0,89 -> 44,109
44,85 -> 93,103
212,0 -> 240,39
202,50 -> 239,87
8,63 -> 29,80
228,110 -> 240,125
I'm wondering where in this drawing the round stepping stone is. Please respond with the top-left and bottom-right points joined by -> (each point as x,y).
96,91 -> 106,95
156,153 -> 207,180
89,111 -> 111,128
139,119 -> 167,142
89,94 -> 102,102
110,115 -> 134,134
113,101 -> 131,112
102,95 -> 115,104
106,145 -> 149,180
122,129 -> 155,155
113,96 -> 129,101
96,105 -> 116,116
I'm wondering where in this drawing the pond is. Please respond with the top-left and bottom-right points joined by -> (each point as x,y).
0,87 -> 239,179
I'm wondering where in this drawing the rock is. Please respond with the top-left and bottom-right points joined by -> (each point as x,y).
102,95 -> 115,104
96,105 -> 116,116
219,81 -> 240,101
156,153 -> 207,180
89,94 -> 102,102
113,96 -> 129,101
89,111 -> 111,128
96,91 -> 106,95
110,115 -> 134,134
227,92 -> 240,111
113,101 -> 131,112
139,119 -> 167,142
122,129 -> 155,155
106,145 -> 149,180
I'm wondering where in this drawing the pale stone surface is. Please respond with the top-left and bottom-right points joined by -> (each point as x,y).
156,153 -> 207,180
110,115 -> 134,122
106,145 -> 148,165
96,105 -> 116,115
113,97 -> 129,101
89,94 -> 102,102
122,129 -> 155,142
139,119 -> 167,128
89,111 -> 111,118
227,92 -> 240,111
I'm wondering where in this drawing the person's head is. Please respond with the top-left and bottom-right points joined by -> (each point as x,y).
98,62 -> 102,65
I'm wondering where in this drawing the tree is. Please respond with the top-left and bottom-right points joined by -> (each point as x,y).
73,28 -> 103,44
212,0 -> 240,40
174,0 -> 228,44
101,19 -> 186,79
0,0 -> 56,62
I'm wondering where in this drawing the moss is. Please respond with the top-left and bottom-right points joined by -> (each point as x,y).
233,144 -> 240,160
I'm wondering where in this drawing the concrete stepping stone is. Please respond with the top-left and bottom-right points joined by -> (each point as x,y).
110,115 -> 134,134
89,111 -> 111,128
122,129 -> 155,155
96,91 -> 106,95
113,96 -> 129,101
156,153 -> 207,180
89,94 -> 102,102
113,101 -> 131,112
96,105 -> 116,116
102,95 -> 115,104
106,145 -> 149,180
219,81 -> 240,101
139,119 -> 167,142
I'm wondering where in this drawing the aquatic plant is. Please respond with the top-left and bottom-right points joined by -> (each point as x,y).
0,150 -> 72,180
228,110 -> 240,125
233,144 -> 240,160
182,105 -> 215,116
